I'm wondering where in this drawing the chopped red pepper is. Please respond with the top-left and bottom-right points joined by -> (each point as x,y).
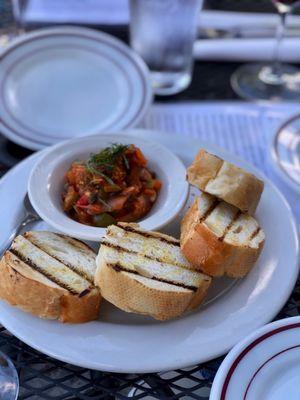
62,143 -> 161,227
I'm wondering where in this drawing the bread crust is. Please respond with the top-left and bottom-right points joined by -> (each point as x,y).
180,199 -> 265,278
0,253 -> 101,323
187,149 -> 264,214
95,260 -> 211,321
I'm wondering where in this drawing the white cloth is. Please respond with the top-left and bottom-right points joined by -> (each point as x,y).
193,38 -> 300,62
17,3 -> 300,62
140,102 -> 300,225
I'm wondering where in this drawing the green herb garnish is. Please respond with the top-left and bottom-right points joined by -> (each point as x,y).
86,143 -> 129,184
86,164 -> 115,185
87,143 -> 128,170
123,154 -> 130,170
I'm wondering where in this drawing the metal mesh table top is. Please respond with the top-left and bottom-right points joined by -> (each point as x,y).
0,0 -> 299,399
1,286 -> 299,400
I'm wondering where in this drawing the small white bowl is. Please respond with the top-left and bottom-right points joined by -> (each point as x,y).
28,132 -> 189,241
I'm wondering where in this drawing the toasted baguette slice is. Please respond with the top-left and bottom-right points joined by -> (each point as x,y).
187,149 -> 264,214
95,223 -> 211,320
0,232 -> 101,323
180,192 -> 265,277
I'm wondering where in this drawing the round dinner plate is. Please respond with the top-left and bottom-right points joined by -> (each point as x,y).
0,130 -> 298,373
210,316 -> 300,400
0,27 -> 152,150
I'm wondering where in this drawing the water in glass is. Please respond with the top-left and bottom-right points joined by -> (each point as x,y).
130,0 -> 202,95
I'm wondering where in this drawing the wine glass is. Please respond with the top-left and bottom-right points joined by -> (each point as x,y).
0,351 -> 19,400
231,0 -> 300,100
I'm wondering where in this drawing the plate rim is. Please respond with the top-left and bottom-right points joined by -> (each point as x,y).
0,26 -> 152,150
209,316 -> 300,400
271,111 -> 300,195
0,130 -> 299,373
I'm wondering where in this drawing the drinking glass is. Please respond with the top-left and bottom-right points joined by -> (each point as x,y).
231,0 -> 300,100
0,351 -> 19,400
129,0 -> 203,96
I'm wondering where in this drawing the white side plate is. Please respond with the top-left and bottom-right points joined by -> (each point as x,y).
0,130 -> 298,373
210,316 -> 300,400
0,27 -> 152,150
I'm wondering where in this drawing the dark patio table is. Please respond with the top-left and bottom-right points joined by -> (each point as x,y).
0,1 -> 299,399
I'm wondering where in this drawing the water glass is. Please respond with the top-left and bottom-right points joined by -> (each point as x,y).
129,0 -> 202,96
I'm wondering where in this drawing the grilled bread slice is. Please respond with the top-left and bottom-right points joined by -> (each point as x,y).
180,192 -> 265,278
95,223 -> 212,321
187,149 -> 264,214
0,231 -> 101,323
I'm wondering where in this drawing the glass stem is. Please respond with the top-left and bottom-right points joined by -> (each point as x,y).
271,10 -> 288,78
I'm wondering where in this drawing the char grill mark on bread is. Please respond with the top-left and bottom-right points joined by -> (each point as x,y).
115,223 -> 180,246
10,236 -> 91,295
219,210 -> 241,242
108,262 -> 198,291
24,231 -> 96,283
249,227 -> 261,240
105,223 -> 189,268
199,197 -> 220,223
0,232 -> 101,323
101,240 -> 169,264
99,242 -> 205,290
187,149 -> 264,214
186,192 -> 262,246
95,223 -> 212,320
10,248 -> 83,295
180,192 -> 265,277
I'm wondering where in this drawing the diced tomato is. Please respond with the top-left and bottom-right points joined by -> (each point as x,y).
153,180 -> 162,190
143,188 -> 157,202
103,184 -> 121,193
139,168 -> 152,181
133,148 -> 147,166
112,165 -> 126,182
63,186 -> 78,212
76,194 -> 89,206
119,195 -> 151,222
128,166 -> 142,188
86,204 -> 104,215
67,163 -> 90,188
63,144 -> 161,227
121,186 -> 139,196
75,207 -> 91,224
90,177 -> 105,185
107,195 -> 128,211
65,171 -> 75,185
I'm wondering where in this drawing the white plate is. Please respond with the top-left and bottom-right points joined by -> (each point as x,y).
0,26 -> 152,150
28,133 -> 189,241
0,130 -> 298,373
210,316 -> 300,400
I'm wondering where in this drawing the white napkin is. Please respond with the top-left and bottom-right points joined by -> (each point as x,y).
197,10 -> 300,62
193,37 -> 300,62
198,10 -> 300,30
